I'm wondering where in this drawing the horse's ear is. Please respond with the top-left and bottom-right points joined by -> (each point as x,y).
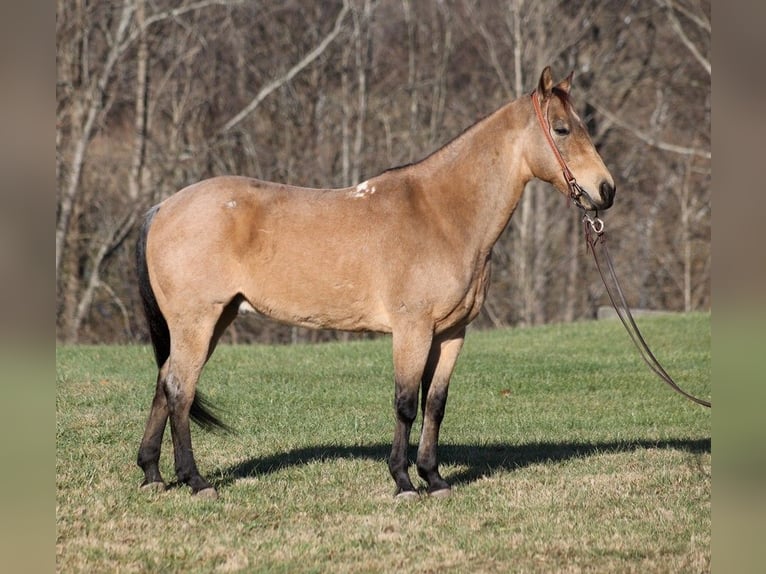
537,66 -> 554,100
556,70 -> 574,95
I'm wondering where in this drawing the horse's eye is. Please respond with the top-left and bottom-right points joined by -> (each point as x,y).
553,126 -> 570,136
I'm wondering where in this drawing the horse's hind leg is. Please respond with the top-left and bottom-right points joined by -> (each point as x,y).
164,311 -> 227,497
137,361 -> 171,490
137,300 -> 237,495
417,328 -> 465,496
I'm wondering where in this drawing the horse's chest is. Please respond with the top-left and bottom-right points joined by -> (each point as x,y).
464,257 -> 493,317
435,256 -> 492,332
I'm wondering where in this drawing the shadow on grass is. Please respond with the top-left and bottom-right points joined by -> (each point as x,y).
213,437 -> 710,489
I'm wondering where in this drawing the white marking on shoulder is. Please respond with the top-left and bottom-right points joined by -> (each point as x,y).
349,180 -> 376,199
226,200 -> 237,208
238,300 -> 257,314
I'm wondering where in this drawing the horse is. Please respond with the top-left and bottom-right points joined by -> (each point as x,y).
135,66 -> 615,500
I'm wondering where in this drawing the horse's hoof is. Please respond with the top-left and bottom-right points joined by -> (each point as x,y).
429,487 -> 452,498
395,490 -> 420,501
194,487 -> 219,500
140,481 -> 166,493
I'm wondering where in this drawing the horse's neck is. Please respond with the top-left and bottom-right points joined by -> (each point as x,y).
414,99 -> 532,253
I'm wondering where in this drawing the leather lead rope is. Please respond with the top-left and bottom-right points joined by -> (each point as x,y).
583,219 -> 711,408
532,89 -> 710,409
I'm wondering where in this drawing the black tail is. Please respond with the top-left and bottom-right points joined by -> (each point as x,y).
136,206 -> 168,369
136,206 -> 230,432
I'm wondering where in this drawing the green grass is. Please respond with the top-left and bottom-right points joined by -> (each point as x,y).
56,313 -> 710,573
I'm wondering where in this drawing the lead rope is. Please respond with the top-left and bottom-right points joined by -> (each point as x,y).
583,215 -> 711,408
532,90 -> 710,408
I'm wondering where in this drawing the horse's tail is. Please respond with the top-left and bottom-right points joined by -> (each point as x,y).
136,205 -> 229,432
136,206 -> 168,369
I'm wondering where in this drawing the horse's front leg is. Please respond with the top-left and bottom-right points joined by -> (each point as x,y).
388,323 -> 434,499
417,328 -> 465,496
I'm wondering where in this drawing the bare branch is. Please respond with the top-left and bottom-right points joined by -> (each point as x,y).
98,280 -> 134,339
664,0 -> 710,32
68,210 -> 138,342
350,0 -> 375,185
656,0 -> 710,75
128,0 -> 149,202
511,0 -> 523,98
466,3 -> 513,97
56,1 -> 134,279
120,0 -> 247,53
591,101 -> 711,159
401,0 -> 419,160
219,2 -> 350,134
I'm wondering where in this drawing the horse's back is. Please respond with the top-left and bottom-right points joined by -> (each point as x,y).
145,176 -> 396,331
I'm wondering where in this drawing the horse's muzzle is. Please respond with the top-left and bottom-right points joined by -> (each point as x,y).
599,181 -> 615,209
568,178 -> 614,212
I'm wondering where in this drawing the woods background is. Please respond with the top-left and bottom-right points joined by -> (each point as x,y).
55,0 -> 710,345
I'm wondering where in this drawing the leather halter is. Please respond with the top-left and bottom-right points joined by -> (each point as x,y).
531,90 -> 587,207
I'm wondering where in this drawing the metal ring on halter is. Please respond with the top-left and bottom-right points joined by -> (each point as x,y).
567,178 -> 592,211
568,178 -> 582,200
583,213 -> 605,235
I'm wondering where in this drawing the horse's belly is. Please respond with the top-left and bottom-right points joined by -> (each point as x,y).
242,275 -> 391,333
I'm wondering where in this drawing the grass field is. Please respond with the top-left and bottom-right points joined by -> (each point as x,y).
56,312 -> 710,573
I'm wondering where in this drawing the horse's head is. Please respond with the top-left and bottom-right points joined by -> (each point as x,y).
529,66 -> 615,211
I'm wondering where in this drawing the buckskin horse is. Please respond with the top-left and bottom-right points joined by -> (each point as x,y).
136,66 -> 615,499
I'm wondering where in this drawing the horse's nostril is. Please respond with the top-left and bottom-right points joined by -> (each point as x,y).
600,181 -> 615,204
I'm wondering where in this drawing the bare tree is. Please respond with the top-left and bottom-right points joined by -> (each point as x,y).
56,1 -> 134,281
219,2 -> 350,134
56,0 -> 710,343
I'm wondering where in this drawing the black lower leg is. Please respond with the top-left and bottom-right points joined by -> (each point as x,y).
166,376 -> 214,494
169,412 -> 213,493
416,332 -> 463,494
388,387 -> 418,495
417,386 -> 450,493
137,377 -> 169,487
417,460 -> 449,493
174,449 -> 213,493
137,432 -> 166,486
